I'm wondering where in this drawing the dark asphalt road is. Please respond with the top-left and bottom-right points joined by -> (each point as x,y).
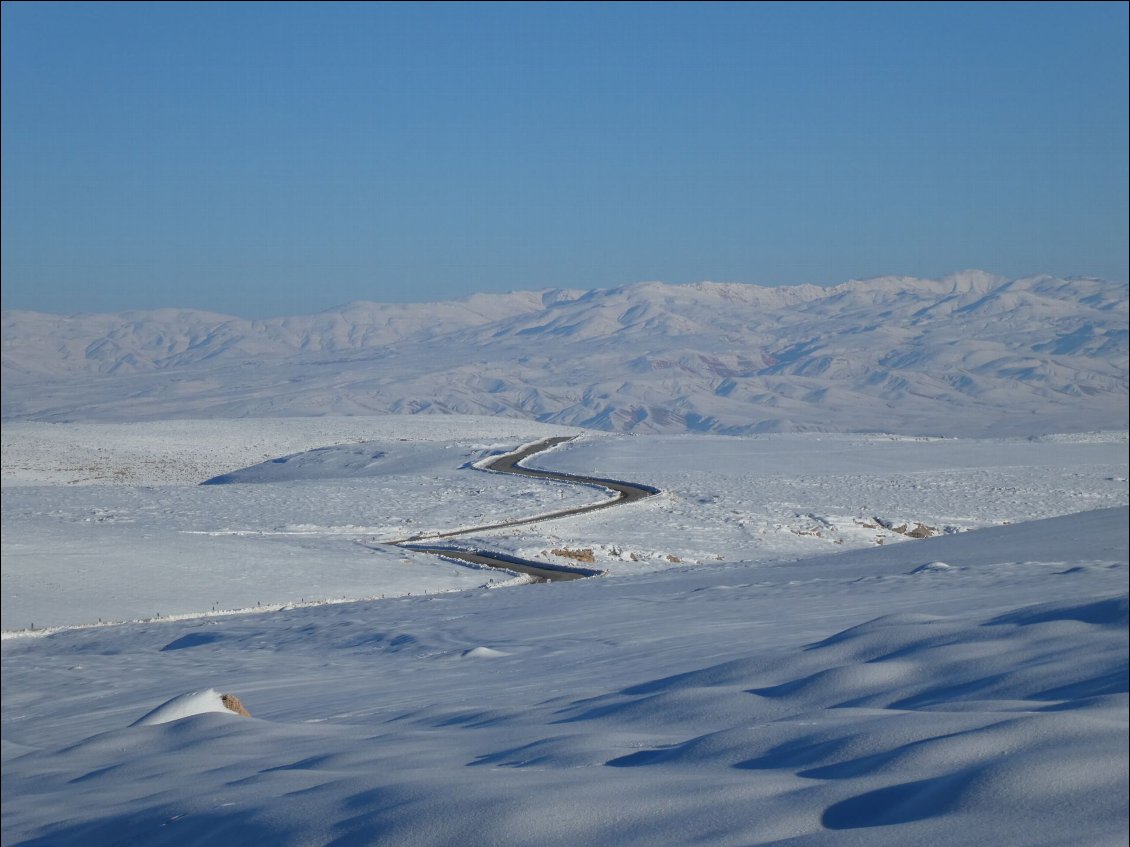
388,436 -> 659,582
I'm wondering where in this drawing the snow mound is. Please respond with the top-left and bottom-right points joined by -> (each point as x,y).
910,561 -> 953,573
987,594 -> 1129,628
201,444 -> 389,484
131,689 -> 251,726
461,646 -> 510,659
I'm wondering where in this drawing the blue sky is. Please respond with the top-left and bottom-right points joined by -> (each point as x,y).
2,1 -> 1127,317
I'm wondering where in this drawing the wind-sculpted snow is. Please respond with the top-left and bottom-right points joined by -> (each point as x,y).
2,508 -> 1126,846
3,271 -> 1127,435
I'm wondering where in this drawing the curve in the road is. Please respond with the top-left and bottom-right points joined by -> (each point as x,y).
389,436 -> 660,582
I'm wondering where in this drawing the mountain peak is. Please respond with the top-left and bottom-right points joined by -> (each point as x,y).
940,269 -> 1009,291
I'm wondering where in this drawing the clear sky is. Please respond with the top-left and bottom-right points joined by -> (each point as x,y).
2,1 -> 1127,317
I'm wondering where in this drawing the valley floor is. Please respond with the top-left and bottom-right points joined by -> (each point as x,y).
2,418 -> 1125,631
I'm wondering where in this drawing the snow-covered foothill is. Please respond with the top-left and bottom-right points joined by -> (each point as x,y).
4,272 -> 1127,437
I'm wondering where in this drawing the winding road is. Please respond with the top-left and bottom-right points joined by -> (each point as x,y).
387,436 -> 660,582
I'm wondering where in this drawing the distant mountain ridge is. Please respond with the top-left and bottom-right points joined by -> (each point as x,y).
3,271 -> 1127,436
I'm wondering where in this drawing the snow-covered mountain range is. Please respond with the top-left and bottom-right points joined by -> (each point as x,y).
3,271 -> 1127,435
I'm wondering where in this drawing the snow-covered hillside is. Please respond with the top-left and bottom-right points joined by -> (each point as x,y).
4,271 -> 1127,436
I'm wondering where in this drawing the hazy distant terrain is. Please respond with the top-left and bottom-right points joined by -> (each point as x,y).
4,271 -> 1127,436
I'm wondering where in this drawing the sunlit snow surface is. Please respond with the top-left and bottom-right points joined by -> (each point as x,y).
2,418 -> 592,630
1,417 -> 1127,846
2,419 -> 1125,629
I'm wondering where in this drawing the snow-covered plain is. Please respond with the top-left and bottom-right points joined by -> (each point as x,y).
2,416 -> 1128,846
2,417 -> 594,631
3,420 -> 1125,630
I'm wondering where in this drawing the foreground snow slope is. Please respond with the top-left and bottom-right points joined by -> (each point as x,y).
4,272 -> 1127,435
2,507 -> 1126,846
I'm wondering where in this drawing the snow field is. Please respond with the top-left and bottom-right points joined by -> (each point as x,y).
2,506 -> 1126,846
469,430 -> 1129,569
0,416 -> 583,487
2,418 -> 591,631
2,422 -> 1126,631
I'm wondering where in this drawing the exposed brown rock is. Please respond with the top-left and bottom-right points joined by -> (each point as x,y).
871,517 -> 937,539
221,693 -> 251,717
550,547 -> 596,563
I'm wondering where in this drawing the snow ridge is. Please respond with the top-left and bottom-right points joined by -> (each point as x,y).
3,272 -> 1126,436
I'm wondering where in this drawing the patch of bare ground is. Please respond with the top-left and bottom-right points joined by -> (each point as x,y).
550,547 -> 596,563
857,517 -> 939,538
